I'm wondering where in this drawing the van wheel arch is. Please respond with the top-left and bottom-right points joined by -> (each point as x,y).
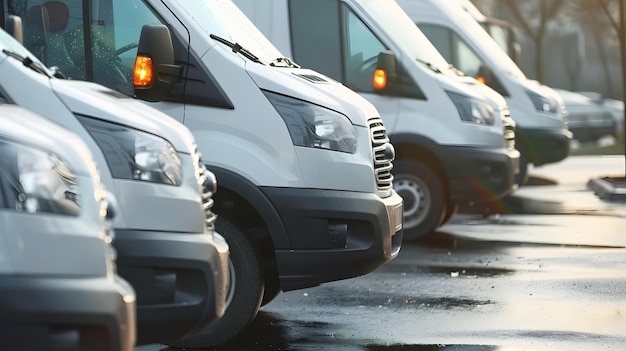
392,143 -> 451,240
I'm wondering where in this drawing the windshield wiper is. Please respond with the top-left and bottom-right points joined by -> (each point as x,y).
448,64 -> 464,77
2,49 -> 52,77
270,57 -> 300,68
416,58 -> 441,74
209,34 -> 262,64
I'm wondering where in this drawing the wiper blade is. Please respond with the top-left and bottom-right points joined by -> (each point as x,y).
448,64 -> 464,76
416,58 -> 441,74
270,57 -> 300,68
2,49 -> 51,77
209,34 -> 262,64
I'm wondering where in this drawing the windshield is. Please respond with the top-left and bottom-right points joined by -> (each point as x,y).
0,28 -> 54,75
357,0 -> 455,76
176,0 -> 284,64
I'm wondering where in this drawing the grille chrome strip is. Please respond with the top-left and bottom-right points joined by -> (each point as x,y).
368,118 -> 393,191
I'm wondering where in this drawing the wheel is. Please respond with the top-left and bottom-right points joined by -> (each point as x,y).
440,202 -> 459,226
167,217 -> 264,348
260,273 -> 280,307
393,160 -> 447,240
514,147 -> 529,187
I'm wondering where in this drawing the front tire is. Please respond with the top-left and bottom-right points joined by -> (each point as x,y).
515,147 -> 529,187
167,217 -> 264,348
393,160 -> 447,240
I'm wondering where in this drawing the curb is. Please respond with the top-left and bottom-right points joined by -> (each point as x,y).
587,177 -> 626,202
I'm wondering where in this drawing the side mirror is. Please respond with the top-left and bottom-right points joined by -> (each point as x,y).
5,15 -> 23,44
476,64 -> 508,97
374,50 -> 426,100
134,24 -> 182,102
372,50 -> 397,92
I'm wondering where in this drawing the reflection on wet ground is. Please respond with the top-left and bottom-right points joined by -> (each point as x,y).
173,311 -> 510,351
377,261 -> 515,278
366,346 -> 501,351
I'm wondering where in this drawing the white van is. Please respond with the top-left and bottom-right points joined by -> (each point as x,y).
234,0 -> 519,238
2,0 -> 404,347
396,0 -> 572,184
0,103 -> 136,351
0,25 -> 229,345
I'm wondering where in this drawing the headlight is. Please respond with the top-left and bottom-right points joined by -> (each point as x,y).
446,91 -> 495,125
78,116 -> 183,185
526,90 -> 558,114
264,91 -> 357,153
0,139 -> 80,216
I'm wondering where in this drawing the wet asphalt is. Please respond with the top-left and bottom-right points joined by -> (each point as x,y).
138,155 -> 626,351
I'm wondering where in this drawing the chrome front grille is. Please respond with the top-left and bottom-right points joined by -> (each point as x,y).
191,146 -> 217,229
501,107 -> 516,151
369,117 -> 394,191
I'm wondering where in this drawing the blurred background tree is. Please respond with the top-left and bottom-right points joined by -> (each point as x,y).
472,0 -> 622,100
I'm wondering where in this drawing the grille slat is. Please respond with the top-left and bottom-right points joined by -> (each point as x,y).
501,107 -> 516,151
368,118 -> 393,191
191,146 -> 217,228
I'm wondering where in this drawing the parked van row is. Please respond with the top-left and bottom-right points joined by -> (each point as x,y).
395,0 -> 572,185
0,22 -> 230,348
453,0 -> 618,145
234,0 -> 521,239
0,0 -> 573,347
1,0 -> 404,348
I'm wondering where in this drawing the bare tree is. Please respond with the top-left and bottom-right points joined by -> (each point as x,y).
502,0 -> 566,83
570,0 -> 618,96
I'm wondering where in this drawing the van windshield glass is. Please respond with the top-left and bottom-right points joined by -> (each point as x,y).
358,0 -> 454,76
178,0 -> 283,64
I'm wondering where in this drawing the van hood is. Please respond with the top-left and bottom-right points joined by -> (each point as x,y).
50,79 -> 197,153
244,63 -> 377,127
456,75 -> 507,109
434,72 -> 490,103
517,78 -> 566,110
0,104 -> 99,179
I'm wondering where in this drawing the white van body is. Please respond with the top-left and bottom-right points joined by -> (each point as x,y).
0,103 -> 136,351
0,27 -> 229,345
396,0 -> 572,183
2,0 -> 404,347
234,0 -> 519,238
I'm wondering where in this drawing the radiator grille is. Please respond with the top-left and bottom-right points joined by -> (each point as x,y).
368,118 -> 394,191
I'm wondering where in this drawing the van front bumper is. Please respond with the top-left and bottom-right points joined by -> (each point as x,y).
113,229 -> 229,345
517,127 -> 572,166
443,145 -> 519,205
262,187 -> 403,291
0,275 -> 135,351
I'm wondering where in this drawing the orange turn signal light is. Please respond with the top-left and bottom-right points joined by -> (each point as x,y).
372,68 -> 387,90
476,75 -> 486,85
134,56 -> 153,87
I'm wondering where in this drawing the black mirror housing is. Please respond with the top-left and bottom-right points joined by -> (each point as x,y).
135,24 -> 182,102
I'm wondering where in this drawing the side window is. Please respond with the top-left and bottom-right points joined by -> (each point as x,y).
419,24 -> 484,78
107,0 -> 162,84
341,9 -> 386,93
9,0 -> 162,96
288,0 -> 342,81
451,32 -> 483,78
418,24 -> 453,63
